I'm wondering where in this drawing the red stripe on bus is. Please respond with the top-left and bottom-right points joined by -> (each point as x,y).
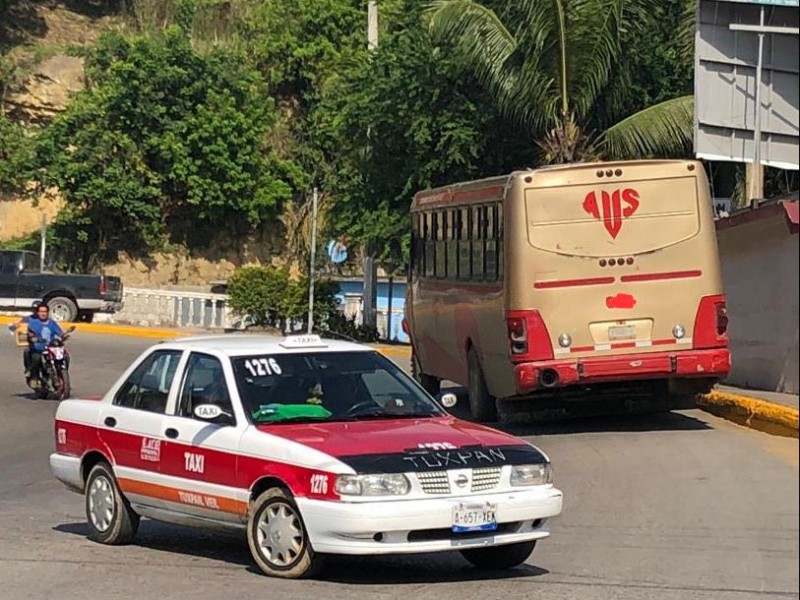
568,338 -> 678,353
620,270 -> 702,283
452,186 -> 504,202
534,276 -> 615,289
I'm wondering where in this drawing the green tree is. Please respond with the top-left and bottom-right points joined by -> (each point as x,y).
426,0 -> 695,162
34,27 -> 293,269
316,16 -> 530,265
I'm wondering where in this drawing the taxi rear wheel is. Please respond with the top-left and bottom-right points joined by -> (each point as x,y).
460,540 -> 536,570
84,462 -> 139,545
247,488 -> 322,579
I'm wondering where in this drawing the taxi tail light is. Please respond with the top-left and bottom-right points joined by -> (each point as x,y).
507,310 -> 554,361
693,294 -> 729,348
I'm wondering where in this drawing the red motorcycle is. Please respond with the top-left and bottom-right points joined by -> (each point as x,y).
27,326 -> 76,400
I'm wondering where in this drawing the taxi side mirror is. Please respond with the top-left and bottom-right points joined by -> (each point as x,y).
193,403 -> 235,425
440,393 -> 458,409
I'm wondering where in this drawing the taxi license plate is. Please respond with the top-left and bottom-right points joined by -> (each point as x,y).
608,325 -> 636,340
452,502 -> 497,533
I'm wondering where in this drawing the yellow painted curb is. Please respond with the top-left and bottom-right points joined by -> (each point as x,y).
697,390 -> 799,439
2,315 -> 415,353
1,315 -> 191,340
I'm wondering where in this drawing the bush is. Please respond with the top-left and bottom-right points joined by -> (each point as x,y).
226,265 -> 341,331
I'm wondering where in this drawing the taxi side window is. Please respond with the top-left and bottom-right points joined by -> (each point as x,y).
114,350 -> 182,413
178,352 -> 235,426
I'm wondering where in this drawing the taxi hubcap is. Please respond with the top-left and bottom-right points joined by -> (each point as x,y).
88,475 -> 115,532
257,502 -> 303,567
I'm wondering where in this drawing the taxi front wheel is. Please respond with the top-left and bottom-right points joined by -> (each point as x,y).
247,487 -> 323,579
84,462 -> 140,545
460,540 -> 536,570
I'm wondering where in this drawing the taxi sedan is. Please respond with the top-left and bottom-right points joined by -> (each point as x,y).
50,334 -> 564,578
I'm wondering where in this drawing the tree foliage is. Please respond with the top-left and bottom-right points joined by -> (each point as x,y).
34,26 -> 294,269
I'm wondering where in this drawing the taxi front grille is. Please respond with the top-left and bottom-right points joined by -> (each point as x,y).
470,467 -> 502,492
415,467 -> 503,495
417,471 -> 450,494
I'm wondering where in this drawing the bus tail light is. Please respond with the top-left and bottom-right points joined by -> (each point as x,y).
401,318 -> 410,336
506,311 -> 554,361
693,295 -> 729,349
507,317 -> 527,354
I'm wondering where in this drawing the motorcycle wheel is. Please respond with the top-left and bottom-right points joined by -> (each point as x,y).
56,369 -> 71,401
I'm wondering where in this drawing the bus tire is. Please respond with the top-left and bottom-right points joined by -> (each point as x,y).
411,350 -> 440,397
467,346 -> 497,422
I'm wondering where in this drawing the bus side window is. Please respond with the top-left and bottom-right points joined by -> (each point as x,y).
424,212 -> 436,279
485,204 -> 497,281
458,207 -> 471,280
497,203 -> 504,280
435,210 -> 447,279
446,210 -> 458,279
472,206 -> 484,280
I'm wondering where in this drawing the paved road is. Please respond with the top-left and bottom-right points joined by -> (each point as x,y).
1,333 -> 797,600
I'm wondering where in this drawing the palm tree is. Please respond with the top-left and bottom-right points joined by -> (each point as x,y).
426,0 -> 695,163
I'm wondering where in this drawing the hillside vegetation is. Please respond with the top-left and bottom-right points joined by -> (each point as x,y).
4,0 -> 784,279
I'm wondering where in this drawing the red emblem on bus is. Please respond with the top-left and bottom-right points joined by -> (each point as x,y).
583,188 -> 640,239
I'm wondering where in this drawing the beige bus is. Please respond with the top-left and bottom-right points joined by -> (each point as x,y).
402,160 -> 731,421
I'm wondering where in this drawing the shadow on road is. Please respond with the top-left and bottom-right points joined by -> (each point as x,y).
53,520 -> 547,584
437,385 -> 713,436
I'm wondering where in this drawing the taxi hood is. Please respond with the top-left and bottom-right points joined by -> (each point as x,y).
255,417 -> 548,474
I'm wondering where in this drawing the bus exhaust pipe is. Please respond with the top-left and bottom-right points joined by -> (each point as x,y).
539,369 -> 560,388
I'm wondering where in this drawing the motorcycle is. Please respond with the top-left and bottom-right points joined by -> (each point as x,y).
27,326 -> 76,400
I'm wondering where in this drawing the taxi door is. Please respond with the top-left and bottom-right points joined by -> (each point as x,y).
96,348 -> 185,503
159,350 -> 246,524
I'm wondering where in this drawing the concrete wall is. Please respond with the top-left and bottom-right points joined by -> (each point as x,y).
717,204 -> 799,394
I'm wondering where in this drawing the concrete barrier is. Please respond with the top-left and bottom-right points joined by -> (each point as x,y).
716,198 -> 799,394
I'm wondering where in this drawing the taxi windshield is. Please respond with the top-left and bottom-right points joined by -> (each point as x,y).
231,351 -> 445,423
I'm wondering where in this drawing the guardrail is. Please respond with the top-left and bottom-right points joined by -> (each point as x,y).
107,287 -> 234,330
105,287 -> 408,342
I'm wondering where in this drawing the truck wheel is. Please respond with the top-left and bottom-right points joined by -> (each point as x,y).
247,487 -> 323,579
78,310 -> 95,323
461,540 -> 536,570
47,296 -> 78,322
85,462 -> 139,545
411,350 -> 440,397
467,346 -> 497,422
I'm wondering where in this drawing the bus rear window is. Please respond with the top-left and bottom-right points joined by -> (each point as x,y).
525,175 -> 701,256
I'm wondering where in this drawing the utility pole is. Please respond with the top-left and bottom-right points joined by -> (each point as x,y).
307,187 -> 318,334
39,214 -> 47,271
729,7 -> 799,203
363,1 -> 379,332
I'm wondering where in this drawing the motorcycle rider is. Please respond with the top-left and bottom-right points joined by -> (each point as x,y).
7,300 -> 43,377
26,303 -> 64,388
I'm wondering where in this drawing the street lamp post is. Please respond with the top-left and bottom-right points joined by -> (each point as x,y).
729,6 -> 800,201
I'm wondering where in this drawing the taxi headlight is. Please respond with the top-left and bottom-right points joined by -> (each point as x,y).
334,473 -> 411,496
510,463 -> 553,486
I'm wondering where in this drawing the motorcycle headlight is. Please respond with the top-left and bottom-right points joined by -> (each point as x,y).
510,463 -> 553,487
334,473 -> 410,496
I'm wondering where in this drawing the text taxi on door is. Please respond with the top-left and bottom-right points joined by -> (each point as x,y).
50,334 -> 563,578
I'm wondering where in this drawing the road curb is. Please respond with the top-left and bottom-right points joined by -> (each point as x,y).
2,315 -> 414,354
1,315 -> 200,340
697,390 -> 799,439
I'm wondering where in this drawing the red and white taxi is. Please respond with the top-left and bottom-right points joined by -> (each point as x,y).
50,334 -> 563,578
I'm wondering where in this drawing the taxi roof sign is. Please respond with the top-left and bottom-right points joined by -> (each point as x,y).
279,334 -> 328,348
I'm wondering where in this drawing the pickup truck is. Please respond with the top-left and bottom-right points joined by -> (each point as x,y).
0,250 -> 123,322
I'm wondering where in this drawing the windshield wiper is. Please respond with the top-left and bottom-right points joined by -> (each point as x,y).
255,416 -> 332,425
343,412 -> 438,420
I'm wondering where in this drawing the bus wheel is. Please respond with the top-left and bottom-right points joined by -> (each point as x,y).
411,350 -> 440,397
467,347 -> 497,422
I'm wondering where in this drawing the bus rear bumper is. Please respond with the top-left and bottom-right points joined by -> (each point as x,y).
514,348 -> 731,393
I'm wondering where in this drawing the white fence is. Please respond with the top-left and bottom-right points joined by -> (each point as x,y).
100,287 -> 235,330
104,287 -> 406,341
